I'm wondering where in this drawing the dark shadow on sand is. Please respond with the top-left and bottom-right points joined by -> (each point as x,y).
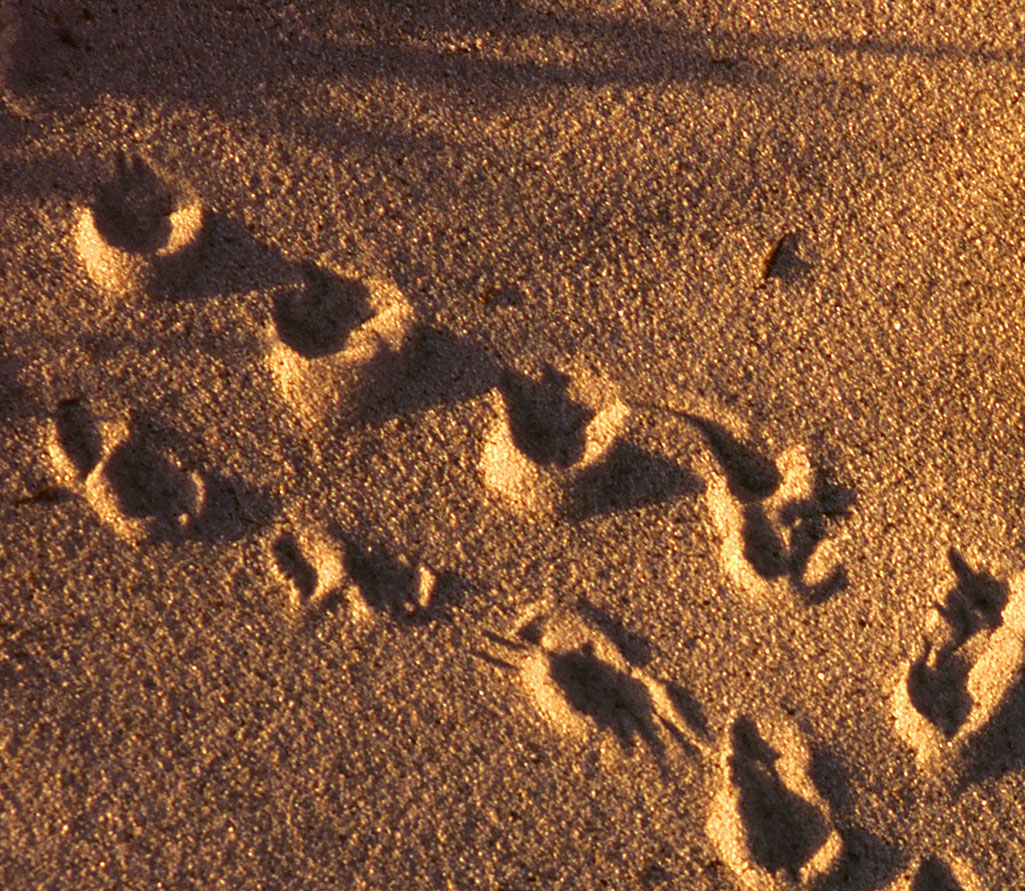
910,857 -> 969,891
10,1 -> 1017,126
728,716 -> 830,882
548,642 -> 664,760
907,549 -> 1009,742
566,440 -> 704,520
574,596 -> 653,668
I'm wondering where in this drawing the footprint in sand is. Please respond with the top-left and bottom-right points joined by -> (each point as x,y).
47,400 -> 205,544
689,415 -> 853,605
264,262 -> 415,427
72,151 -> 204,297
889,854 -> 981,891
706,711 -> 843,891
270,527 -> 349,617
477,605 -> 707,767
892,548 -> 1025,768
479,364 -> 629,517
268,525 -> 439,624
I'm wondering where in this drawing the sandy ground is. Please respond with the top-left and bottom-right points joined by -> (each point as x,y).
2,1 -> 1025,888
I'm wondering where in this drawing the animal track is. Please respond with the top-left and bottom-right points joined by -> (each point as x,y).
269,528 -> 347,616
72,151 -> 204,297
892,549 -> 1025,767
47,403 -> 204,543
265,265 -> 415,426
271,261 -> 375,358
706,712 -> 843,891
691,416 -> 852,604
269,527 -> 440,624
339,534 -> 439,623
53,398 -> 102,477
479,364 -> 629,516
479,606 -> 706,764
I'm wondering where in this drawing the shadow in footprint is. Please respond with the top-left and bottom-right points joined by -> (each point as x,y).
271,534 -> 318,602
692,424 -> 854,604
906,647 -> 972,740
567,440 -> 704,520
547,642 -> 663,757
742,503 -> 789,580
500,365 -> 593,468
663,679 -> 709,740
911,856 -> 968,891
423,570 -> 469,620
93,152 -> 174,252
960,670 -> 1025,788
55,398 -> 102,477
729,716 -> 831,882
685,415 -> 780,502
104,439 -> 192,524
827,829 -> 905,891
785,471 -> 855,605
804,742 -> 904,889
271,262 -> 374,358
940,548 -> 1007,646
335,533 -> 452,623
342,536 -> 415,619
785,473 -> 855,604
909,549 -> 1009,741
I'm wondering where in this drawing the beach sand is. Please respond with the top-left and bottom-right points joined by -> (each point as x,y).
1,1 -> 1025,887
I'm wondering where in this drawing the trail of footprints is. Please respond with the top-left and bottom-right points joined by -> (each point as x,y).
19,150 -> 1016,887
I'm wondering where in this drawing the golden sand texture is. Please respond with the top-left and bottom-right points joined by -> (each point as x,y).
1,0 -> 1025,887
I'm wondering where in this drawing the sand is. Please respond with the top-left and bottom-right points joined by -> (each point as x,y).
1,1 -> 1025,888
